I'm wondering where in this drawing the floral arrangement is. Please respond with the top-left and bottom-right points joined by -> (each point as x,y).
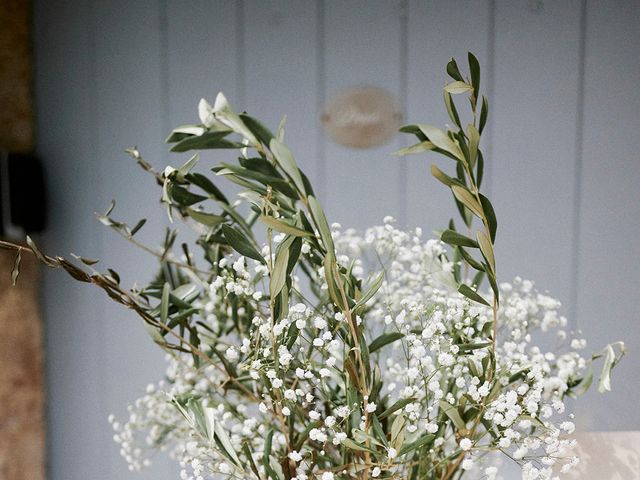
4,54 -> 625,480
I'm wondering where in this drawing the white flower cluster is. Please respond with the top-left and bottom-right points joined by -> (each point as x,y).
111,219 -> 591,479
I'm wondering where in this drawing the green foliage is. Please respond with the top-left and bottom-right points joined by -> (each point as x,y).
0,52 -> 625,480
399,52 -> 500,342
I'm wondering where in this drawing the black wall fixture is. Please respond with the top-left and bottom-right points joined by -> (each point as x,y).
0,151 -> 46,239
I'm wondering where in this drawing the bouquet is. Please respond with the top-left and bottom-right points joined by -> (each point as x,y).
4,54 -> 624,480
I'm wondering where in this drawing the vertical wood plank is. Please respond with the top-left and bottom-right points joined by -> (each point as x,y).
33,0 -> 107,478
166,0 -> 242,204
322,0 -> 404,229
491,0 -> 582,309
92,0 -> 175,478
575,0 -> 640,431
243,0 -> 320,188
166,0 -> 239,128
405,0 -> 491,233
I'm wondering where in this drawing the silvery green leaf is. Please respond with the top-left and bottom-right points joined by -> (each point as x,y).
11,250 -> 21,286
479,194 -> 497,242
468,51 -> 481,97
467,124 -> 480,168
197,98 -> 229,131
172,283 -> 199,302
167,125 -> 208,143
170,131 -> 242,152
270,247 -> 289,299
268,456 -> 285,480
160,282 -> 170,324
187,208 -> 224,227
572,367 -> 593,396
212,92 -> 258,145
269,138 -> 305,195
431,164 -> 462,188
277,114 -> 287,142
204,407 -> 216,446
354,271 -> 384,311
170,395 -> 195,428
237,190 -> 263,209
446,57 -> 464,81
323,253 -> 344,310
26,236 -> 54,266
239,114 -> 274,146
214,419 -> 242,467
444,81 -> 473,94
198,98 -> 214,126
130,218 -> 147,236
143,322 -> 164,344
169,185 -> 208,206
399,434 -> 435,456
443,90 -> 462,128
70,253 -> 100,266
459,247 -> 485,272
598,344 -> 615,393
391,413 -> 405,441
393,141 -> 435,156
353,429 -> 384,447
441,229 -> 479,248
341,438 -> 376,453
458,284 -> 490,307
221,224 -> 266,264
187,397 -> 208,439
260,215 -> 312,237
451,185 -> 483,218
178,153 -> 199,178
418,124 -> 462,160
476,230 -> 495,273
308,195 -> 334,252
439,400 -> 466,430
479,95 -> 489,134
369,332 -> 404,353
379,398 -> 414,420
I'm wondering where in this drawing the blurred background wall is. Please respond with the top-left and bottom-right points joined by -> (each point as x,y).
31,0 -> 639,478
0,1 -> 45,479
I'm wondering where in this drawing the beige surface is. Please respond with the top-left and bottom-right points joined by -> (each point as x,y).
558,431 -> 640,479
0,251 -> 45,480
0,0 -> 34,152
0,1 -> 44,478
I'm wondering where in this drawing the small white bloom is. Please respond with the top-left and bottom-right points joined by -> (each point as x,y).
314,317 -> 327,329
288,450 -> 302,462
461,458 -> 474,470
225,347 -> 239,361
459,438 -> 473,451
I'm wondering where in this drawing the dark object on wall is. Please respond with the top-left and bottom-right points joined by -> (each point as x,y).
0,151 -> 46,239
